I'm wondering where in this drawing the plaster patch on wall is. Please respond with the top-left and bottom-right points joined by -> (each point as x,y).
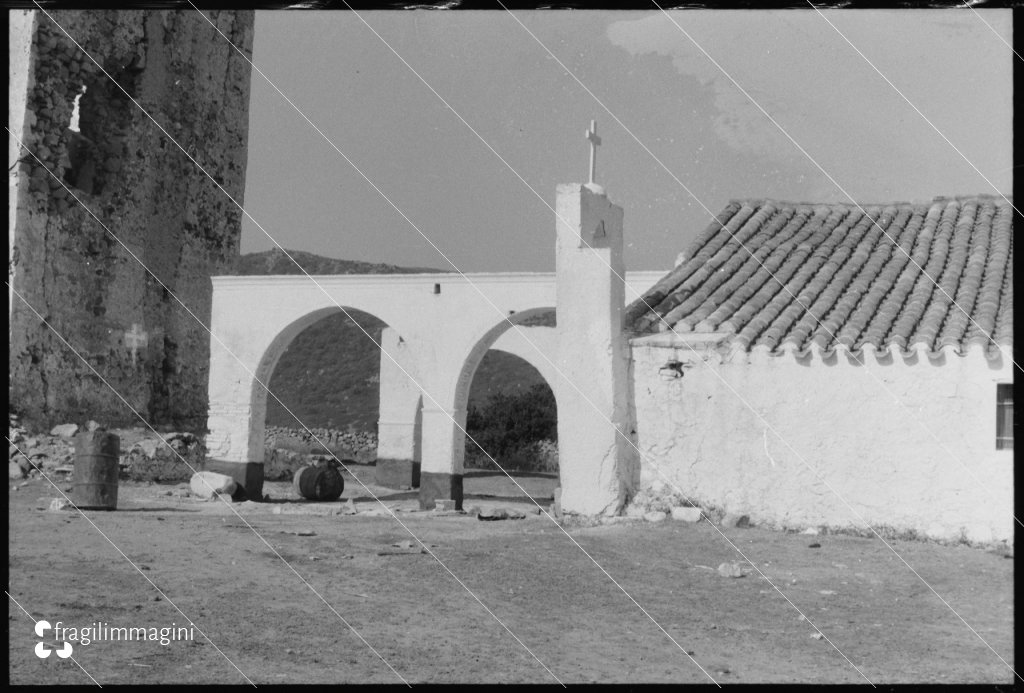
124,322 -> 147,366
68,84 -> 85,132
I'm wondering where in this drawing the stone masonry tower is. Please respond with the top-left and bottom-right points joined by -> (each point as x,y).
554,178 -> 639,515
8,9 -> 254,431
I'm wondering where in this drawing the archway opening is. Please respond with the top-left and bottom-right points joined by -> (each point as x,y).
464,350 -> 557,475
453,307 -> 560,508
258,307 -> 394,481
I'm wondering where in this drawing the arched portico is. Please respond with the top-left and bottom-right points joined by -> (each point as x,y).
206,185 -> 662,510
206,275 -> 427,467
413,308 -> 560,509
206,273 -> 563,502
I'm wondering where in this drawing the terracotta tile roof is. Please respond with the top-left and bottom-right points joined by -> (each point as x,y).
626,195 -> 1014,356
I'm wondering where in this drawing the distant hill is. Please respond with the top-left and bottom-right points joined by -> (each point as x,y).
236,249 -> 552,430
232,248 -> 446,276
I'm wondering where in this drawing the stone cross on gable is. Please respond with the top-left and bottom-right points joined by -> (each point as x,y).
124,323 -> 148,366
585,119 -> 601,185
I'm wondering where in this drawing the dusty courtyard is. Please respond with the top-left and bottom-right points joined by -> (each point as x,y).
8,464 -> 1015,685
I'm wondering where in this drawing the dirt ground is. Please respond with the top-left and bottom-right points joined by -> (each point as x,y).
8,464 -> 1015,685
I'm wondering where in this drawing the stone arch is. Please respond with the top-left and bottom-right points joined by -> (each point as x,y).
246,305 -> 398,464
451,307 -> 561,471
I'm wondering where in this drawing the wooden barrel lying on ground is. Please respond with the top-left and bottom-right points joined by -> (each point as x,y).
293,462 -> 344,501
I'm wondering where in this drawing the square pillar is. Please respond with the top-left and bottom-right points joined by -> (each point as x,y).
555,183 -> 639,516
417,406 -> 466,510
375,327 -> 422,488
376,421 -> 421,488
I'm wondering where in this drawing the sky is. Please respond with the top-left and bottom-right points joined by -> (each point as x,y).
240,9 -> 1013,273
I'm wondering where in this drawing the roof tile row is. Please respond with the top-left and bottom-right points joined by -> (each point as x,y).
627,196 -> 1013,357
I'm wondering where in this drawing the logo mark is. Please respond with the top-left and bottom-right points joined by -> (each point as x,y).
34,620 -> 73,659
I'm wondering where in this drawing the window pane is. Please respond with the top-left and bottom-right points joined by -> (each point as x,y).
996,383 -> 1013,451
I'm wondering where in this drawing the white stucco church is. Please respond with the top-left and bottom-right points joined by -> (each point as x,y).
205,149 -> 1013,545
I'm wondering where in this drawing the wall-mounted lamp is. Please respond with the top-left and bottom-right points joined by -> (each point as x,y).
658,360 -> 685,380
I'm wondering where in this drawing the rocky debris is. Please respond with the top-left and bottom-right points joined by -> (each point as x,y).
264,449 -> 355,482
601,515 -> 641,525
341,498 -> 358,515
123,432 -> 205,482
135,439 -> 162,458
478,507 -> 526,521
625,485 -> 700,517
47,498 -> 73,512
10,403 -> 204,489
670,506 -> 703,523
719,513 -> 751,529
189,471 -> 237,500
717,562 -> 745,578
9,461 -> 26,480
434,499 -> 457,512
644,510 -> 668,523
8,414 -> 75,476
264,447 -> 305,481
49,423 -> 79,438
810,633 -> 824,641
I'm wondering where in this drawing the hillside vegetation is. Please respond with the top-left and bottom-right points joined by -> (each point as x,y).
233,247 -> 444,276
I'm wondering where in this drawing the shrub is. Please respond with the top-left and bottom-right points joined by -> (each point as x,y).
464,384 -> 557,472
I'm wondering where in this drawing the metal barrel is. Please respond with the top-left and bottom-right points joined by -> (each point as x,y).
72,431 -> 120,510
293,464 -> 343,501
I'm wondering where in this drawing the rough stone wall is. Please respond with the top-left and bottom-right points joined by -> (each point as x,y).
9,10 -> 254,431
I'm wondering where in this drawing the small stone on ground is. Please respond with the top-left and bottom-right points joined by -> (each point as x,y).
478,507 -> 526,521
189,471 -> 237,500
717,561 -> 744,578
670,506 -> 702,523
49,423 -> 78,438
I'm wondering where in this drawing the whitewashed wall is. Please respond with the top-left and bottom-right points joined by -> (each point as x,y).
630,336 -> 1014,544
